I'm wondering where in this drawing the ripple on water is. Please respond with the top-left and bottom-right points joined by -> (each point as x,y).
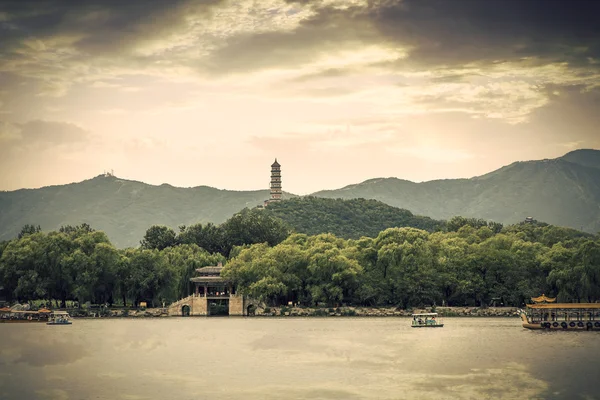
0,318 -> 599,400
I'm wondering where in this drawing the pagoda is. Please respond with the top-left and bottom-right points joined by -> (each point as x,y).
269,158 -> 282,202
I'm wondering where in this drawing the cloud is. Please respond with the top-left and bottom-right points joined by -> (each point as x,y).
1,0 -> 598,78
0,0 -> 598,194
0,119 -> 90,174
0,120 -> 21,141
6,120 -> 88,145
368,0 -> 600,68
0,0 -> 597,124
0,0 -> 222,55
200,1 -> 379,74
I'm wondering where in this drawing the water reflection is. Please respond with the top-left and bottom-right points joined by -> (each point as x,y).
0,328 -> 88,367
0,318 -> 599,399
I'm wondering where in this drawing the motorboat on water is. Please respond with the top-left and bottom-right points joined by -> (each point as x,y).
46,311 -> 72,325
411,312 -> 444,328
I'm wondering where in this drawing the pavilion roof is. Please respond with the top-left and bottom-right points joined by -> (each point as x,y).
190,276 -> 229,283
195,265 -> 223,276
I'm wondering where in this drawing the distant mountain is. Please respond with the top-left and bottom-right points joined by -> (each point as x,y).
560,149 -> 600,170
311,150 -> 600,234
263,197 -> 445,239
1,150 -> 598,248
0,174 -> 291,248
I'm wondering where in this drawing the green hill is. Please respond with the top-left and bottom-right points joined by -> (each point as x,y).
262,197 -> 445,239
311,151 -> 600,234
0,174 -> 291,248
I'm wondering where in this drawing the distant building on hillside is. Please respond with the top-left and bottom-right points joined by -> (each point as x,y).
264,159 -> 282,207
270,158 -> 282,201
525,216 -> 534,223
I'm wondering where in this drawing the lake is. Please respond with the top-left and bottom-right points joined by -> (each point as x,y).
1,317 -> 599,399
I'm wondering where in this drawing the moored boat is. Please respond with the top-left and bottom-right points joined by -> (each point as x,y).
46,311 -> 72,325
411,312 -> 444,328
518,294 -> 600,331
0,308 -> 51,323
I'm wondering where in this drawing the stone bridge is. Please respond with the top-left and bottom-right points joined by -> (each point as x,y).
167,294 -> 259,316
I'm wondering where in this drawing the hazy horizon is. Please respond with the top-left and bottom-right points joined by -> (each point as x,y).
1,0 -> 599,195
1,147 -> 597,195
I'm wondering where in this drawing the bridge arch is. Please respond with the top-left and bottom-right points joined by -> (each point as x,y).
182,304 -> 191,316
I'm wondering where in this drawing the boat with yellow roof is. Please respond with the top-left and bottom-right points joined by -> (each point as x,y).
518,294 -> 600,331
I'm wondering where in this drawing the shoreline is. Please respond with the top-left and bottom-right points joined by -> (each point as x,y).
65,306 -> 520,319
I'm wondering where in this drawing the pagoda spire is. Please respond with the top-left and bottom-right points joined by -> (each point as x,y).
269,158 -> 282,202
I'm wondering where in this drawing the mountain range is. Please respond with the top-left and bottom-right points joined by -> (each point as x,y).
1,149 -> 598,247
314,149 -> 600,235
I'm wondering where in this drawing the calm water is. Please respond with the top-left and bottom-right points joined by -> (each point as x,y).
1,317 -> 599,400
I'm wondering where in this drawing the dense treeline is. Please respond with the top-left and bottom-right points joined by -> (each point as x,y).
262,197 -> 445,238
0,209 -> 289,307
222,220 -> 600,308
1,209 -> 599,309
0,223 -> 225,307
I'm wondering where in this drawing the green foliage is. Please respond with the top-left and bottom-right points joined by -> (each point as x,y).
135,209 -> 290,257
17,224 -> 41,239
59,223 -> 94,236
447,216 -> 490,232
223,225 -> 600,308
220,208 -> 291,256
140,225 -> 177,250
264,197 -> 444,239
2,210 -> 599,311
178,223 -> 224,254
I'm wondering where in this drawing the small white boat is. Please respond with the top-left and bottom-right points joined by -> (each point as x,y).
47,311 -> 72,325
411,312 -> 443,328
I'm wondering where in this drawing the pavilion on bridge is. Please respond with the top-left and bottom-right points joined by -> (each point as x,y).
170,262 -> 253,316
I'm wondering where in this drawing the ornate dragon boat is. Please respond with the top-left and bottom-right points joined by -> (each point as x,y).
518,295 -> 600,331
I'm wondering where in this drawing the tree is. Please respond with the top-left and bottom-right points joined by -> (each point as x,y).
2,233 -> 49,302
162,244 -> 225,300
545,243 -> 580,302
447,216 -> 489,232
178,223 -> 225,254
17,224 -> 41,239
59,223 -> 94,235
125,249 -> 167,307
140,225 -> 177,250
577,240 -> 600,302
306,245 -> 363,306
221,208 -> 290,256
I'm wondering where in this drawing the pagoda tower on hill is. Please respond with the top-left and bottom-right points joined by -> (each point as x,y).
269,159 -> 282,202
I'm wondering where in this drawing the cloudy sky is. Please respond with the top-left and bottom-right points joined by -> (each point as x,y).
0,0 -> 599,194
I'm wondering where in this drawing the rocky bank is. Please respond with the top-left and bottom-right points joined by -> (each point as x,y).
68,306 -> 519,318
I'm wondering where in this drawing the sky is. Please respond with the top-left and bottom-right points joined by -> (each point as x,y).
0,0 -> 599,195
